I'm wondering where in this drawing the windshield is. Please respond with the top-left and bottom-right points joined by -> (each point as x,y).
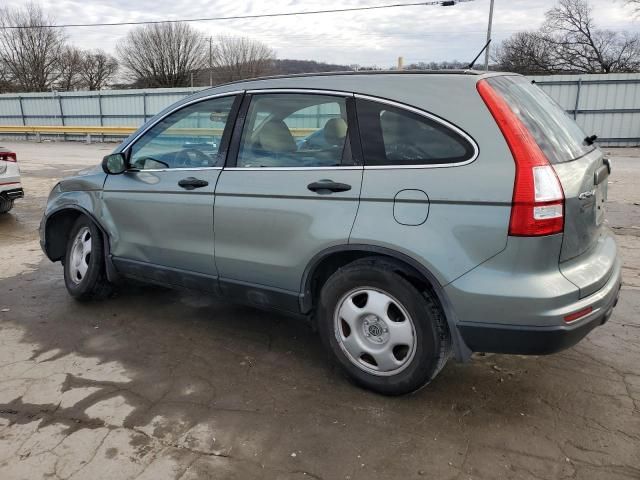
487,75 -> 594,164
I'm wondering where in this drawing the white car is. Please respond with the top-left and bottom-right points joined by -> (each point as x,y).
0,147 -> 23,214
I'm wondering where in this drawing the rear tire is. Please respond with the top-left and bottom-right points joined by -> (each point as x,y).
317,258 -> 450,395
0,197 -> 14,214
63,216 -> 112,301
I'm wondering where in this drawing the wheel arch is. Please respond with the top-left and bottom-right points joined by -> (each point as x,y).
43,206 -> 119,282
300,244 -> 472,361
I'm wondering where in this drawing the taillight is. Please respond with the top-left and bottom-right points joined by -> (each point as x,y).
477,79 -> 564,236
0,152 -> 17,162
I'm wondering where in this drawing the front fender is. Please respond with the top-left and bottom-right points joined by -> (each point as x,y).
41,189 -> 104,251
40,189 -> 119,282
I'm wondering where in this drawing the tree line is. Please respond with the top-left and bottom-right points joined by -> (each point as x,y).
0,4 -> 118,92
0,3 -> 277,93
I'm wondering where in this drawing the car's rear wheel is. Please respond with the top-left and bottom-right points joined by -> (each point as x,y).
0,197 -> 14,214
63,216 -> 112,300
317,258 -> 450,395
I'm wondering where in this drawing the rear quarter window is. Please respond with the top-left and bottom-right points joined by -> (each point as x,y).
486,75 -> 594,164
355,98 -> 476,167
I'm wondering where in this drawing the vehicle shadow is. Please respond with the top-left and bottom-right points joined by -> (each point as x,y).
1,259 -> 636,478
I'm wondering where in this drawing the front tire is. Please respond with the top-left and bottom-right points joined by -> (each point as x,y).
317,258 -> 450,395
63,216 -> 112,300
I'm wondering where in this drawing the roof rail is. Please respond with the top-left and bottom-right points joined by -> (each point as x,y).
202,69 -> 485,91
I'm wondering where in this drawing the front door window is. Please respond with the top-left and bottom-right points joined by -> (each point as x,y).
130,95 -> 237,170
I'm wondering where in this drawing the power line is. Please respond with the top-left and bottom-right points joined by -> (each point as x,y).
0,1 -> 475,30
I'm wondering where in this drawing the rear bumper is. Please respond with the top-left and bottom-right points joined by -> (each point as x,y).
457,259 -> 622,355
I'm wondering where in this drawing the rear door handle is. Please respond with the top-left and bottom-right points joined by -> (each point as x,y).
178,177 -> 209,190
307,179 -> 351,193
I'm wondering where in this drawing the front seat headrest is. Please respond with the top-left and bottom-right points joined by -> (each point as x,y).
323,118 -> 348,146
256,119 -> 297,154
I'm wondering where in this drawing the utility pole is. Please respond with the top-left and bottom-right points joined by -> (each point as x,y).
209,37 -> 213,86
484,0 -> 495,71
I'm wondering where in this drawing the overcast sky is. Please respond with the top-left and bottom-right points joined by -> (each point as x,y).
4,0 -> 640,66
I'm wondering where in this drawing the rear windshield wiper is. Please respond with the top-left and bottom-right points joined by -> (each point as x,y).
584,134 -> 598,146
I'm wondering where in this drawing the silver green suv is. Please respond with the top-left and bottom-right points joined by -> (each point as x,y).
40,72 -> 622,395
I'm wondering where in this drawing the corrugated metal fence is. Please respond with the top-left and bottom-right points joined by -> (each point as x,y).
1,73 -> 639,146
530,73 -> 640,147
0,87 -> 204,142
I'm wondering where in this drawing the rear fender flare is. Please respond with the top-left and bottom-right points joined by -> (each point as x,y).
300,244 -> 472,361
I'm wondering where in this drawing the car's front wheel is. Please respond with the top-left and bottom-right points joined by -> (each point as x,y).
318,258 -> 450,395
63,216 -> 112,300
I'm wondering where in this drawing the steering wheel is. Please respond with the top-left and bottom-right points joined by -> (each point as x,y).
174,148 -> 212,168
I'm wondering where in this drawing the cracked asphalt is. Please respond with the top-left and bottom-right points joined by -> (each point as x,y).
0,140 -> 639,480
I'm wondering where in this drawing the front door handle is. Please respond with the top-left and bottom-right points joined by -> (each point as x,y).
178,177 -> 209,190
307,179 -> 352,194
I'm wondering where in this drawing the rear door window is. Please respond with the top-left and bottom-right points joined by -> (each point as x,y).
486,75 -> 594,164
236,93 -> 351,168
355,98 -> 476,167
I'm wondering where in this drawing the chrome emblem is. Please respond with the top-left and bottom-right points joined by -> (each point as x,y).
368,324 -> 383,337
578,189 -> 596,200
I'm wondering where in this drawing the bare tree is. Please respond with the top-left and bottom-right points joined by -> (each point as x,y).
80,50 -> 118,90
0,2 -> 65,91
494,31 -> 561,74
544,0 -> 640,72
0,59 -> 15,93
210,36 -> 275,83
56,47 -> 83,91
117,22 -> 207,87
625,0 -> 640,12
496,0 -> 640,74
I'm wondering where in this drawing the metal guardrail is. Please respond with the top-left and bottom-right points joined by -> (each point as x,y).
0,125 -> 318,143
0,125 -> 136,143
0,125 -> 136,135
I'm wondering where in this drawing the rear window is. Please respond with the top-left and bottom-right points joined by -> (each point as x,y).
486,75 -> 593,164
356,99 -> 476,167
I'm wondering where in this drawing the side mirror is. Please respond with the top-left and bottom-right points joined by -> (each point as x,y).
102,153 -> 127,175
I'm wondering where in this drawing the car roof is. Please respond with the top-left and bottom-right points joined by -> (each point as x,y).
186,70 -> 514,101
202,69 -> 499,90
221,69 -> 481,84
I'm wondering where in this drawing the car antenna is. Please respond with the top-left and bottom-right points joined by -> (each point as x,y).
466,39 -> 492,70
